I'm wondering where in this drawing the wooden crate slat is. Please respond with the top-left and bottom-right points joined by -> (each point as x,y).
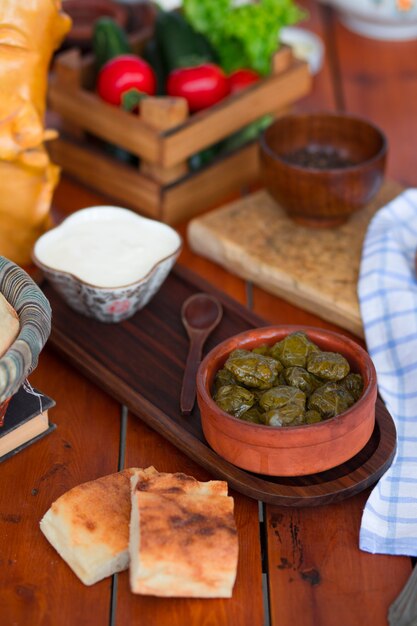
160,61 -> 311,168
49,138 -> 161,217
48,80 -> 161,162
161,143 -> 259,224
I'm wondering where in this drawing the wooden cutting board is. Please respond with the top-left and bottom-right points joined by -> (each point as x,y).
187,181 -> 403,337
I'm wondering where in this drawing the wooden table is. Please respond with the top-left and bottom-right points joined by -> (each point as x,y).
1,2 -> 416,624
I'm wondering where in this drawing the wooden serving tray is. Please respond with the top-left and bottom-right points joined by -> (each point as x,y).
43,266 -> 396,506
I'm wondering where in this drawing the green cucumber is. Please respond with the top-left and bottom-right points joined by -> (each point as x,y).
188,143 -> 222,172
93,17 -> 131,72
104,143 -> 138,166
93,18 -> 133,163
189,116 -> 274,172
220,115 -> 274,154
142,38 -> 167,96
155,10 -> 217,73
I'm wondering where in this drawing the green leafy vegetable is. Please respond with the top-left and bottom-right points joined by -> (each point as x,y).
183,0 -> 305,76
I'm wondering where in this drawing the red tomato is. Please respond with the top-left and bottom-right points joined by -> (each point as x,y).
228,68 -> 261,94
97,55 -> 156,107
167,64 -> 230,112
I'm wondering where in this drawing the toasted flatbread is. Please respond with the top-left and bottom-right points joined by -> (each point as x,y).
129,470 -> 238,598
40,468 -> 141,586
0,292 -> 19,357
135,465 -> 229,497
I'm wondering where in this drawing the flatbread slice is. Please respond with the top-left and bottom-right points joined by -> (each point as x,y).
40,467 -> 140,585
135,465 -> 229,497
129,470 -> 238,598
0,292 -> 19,357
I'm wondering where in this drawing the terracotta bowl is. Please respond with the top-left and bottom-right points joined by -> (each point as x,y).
259,112 -> 387,228
196,325 -> 377,476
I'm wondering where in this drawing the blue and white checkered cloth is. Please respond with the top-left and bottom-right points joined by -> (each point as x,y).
358,189 -> 417,556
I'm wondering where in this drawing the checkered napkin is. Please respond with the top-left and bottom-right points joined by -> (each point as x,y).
358,189 -> 417,556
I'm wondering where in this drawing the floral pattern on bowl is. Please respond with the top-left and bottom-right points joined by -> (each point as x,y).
33,207 -> 182,323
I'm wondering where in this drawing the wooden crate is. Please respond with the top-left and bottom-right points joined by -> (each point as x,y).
48,32 -> 312,223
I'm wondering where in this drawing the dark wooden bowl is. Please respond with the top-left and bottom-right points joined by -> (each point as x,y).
196,325 -> 377,476
259,112 -> 387,227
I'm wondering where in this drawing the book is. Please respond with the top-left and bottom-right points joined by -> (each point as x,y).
0,383 -> 56,462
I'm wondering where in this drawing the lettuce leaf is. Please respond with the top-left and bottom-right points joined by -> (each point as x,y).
183,0 -> 306,76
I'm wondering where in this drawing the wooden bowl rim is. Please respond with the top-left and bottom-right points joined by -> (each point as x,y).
259,111 -> 388,174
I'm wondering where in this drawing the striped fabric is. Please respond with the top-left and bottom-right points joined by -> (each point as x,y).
0,257 -> 51,404
359,189 -> 417,556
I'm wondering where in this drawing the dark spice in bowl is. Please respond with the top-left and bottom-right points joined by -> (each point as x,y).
283,145 -> 355,169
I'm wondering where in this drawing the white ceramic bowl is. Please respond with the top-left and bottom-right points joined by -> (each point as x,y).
33,207 -> 182,323
319,0 -> 417,41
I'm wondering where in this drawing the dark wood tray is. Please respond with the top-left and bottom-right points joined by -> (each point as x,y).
43,266 -> 396,506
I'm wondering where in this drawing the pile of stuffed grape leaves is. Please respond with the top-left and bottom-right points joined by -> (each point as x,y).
212,332 -> 363,427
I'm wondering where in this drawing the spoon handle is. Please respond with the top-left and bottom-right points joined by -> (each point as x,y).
181,336 -> 204,416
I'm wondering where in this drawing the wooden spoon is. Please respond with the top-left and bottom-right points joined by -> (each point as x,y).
180,293 -> 223,416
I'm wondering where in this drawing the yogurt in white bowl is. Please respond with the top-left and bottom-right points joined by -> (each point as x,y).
33,206 -> 182,322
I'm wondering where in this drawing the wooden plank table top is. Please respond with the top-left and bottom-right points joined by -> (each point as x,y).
1,1 -> 416,624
